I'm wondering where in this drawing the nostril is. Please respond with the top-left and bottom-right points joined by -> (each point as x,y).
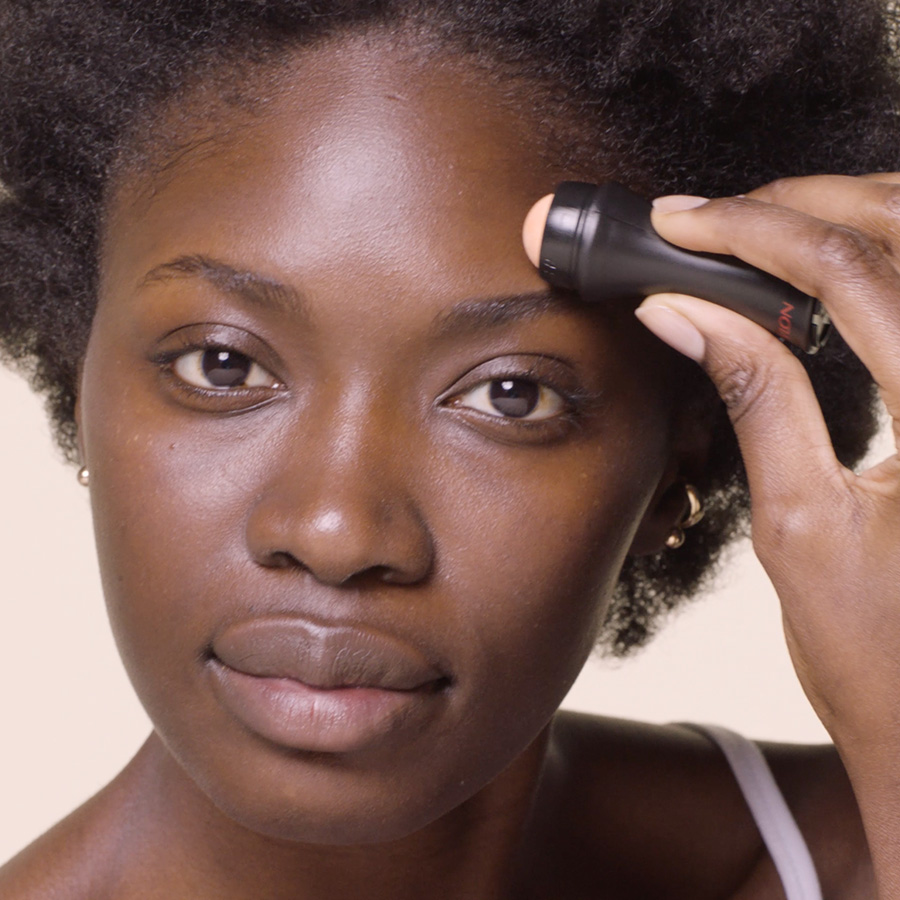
254,552 -> 424,588
339,564 -> 412,588
371,565 -> 403,584
265,550 -> 304,570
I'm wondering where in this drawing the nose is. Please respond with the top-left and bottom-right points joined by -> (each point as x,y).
245,396 -> 434,587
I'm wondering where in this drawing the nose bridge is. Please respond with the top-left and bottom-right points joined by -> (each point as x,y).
320,374 -> 414,489
306,385 -> 406,529
247,379 -> 433,585
326,382 -> 396,481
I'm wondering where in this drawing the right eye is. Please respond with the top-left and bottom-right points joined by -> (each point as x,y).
172,348 -> 280,390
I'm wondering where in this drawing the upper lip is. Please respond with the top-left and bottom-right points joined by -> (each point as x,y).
211,615 -> 447,691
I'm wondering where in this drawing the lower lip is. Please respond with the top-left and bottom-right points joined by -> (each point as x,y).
208,661 -> 439,754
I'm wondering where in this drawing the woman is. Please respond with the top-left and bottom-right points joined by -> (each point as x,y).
1,0 -> 898,897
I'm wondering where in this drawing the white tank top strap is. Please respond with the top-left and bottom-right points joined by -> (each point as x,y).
678,723 -> 823,900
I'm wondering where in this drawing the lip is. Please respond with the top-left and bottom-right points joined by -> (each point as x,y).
208,616 -> 449,753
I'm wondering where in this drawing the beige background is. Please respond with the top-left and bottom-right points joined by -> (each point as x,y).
2,363 -> 891,864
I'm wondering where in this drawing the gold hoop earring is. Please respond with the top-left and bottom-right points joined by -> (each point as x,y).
665,483 -> 704,549
77,466 -> 90,487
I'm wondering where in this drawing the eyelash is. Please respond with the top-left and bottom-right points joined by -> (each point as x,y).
153,337 -> 595,433
442,360 -> 602,442
446,377 -> 581,426
174,348 -> 278,390
152,335 -> 283,407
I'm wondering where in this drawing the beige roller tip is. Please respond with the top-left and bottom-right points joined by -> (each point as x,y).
522,193 -> 554,268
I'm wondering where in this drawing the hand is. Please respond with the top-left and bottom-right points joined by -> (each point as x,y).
637,175 -> 900,892
638,176 -> 900,744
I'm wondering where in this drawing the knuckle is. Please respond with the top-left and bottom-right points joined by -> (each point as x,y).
881,184 -> 900,222
753,502 -> 813,559
712,195 -> 755,215
754,487 -> 863,573
713,357 -> 776,428
874,186 -> 900,254
813,223 -> 881,274
760,176 -> 803,204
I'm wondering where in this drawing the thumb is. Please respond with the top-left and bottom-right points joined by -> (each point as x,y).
635,294 -> 842,513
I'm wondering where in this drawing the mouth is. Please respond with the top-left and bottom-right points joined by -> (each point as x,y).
207,616 -> 450,754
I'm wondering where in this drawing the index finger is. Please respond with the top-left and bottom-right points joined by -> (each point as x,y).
744,175 -> 900,261
650,196 -> 900,416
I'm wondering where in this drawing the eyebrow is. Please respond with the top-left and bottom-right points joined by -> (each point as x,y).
137,254 -> 571,335
428,290 -> 571,339
138,254 -> 309,324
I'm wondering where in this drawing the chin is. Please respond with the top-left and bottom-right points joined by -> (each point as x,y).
208,777 -> 469,846
179,740 -> 485,846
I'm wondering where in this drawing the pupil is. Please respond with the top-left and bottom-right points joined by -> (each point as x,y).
201,349 -> 251,387
488,379 -> 539,417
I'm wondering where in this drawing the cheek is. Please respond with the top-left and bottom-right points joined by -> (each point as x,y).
426,429 -> 665,725
78,342 -> 244,713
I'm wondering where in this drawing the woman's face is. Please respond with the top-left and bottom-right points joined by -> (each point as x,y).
79,36 -> 678,843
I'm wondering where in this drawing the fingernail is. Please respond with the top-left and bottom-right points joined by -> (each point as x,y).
651,194 -> 710,213
635,301 -> 706,362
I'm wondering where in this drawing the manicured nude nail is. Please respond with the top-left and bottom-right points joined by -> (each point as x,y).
651,194 -> 710,213
634,300 -> 706,362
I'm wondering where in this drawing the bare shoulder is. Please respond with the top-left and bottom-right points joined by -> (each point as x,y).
545,711 -> 872,899
0,798 -> 116,900
0,751 -> 147,900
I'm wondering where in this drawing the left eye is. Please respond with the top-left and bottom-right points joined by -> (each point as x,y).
172,348 -> 279,390
454,378 -> 565,420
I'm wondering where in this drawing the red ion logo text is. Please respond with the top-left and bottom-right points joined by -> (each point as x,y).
778,300 -> 794,339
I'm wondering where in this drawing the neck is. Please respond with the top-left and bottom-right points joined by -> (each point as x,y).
116,727 -> 558,900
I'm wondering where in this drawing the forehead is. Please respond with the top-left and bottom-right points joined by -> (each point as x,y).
102,33 -> 561,308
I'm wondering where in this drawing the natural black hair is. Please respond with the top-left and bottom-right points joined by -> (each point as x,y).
1,0 -> 898,654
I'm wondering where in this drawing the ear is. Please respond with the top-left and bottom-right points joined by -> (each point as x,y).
627,402 -> 713,556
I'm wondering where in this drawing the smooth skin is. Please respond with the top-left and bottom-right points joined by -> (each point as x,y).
0,34 -> 889,900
